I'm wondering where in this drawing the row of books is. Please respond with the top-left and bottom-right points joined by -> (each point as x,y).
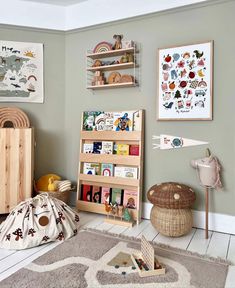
83,110 -> 141,131
83,141 -> 139,156
81,184 -> 138,209
83,163 -> 138,179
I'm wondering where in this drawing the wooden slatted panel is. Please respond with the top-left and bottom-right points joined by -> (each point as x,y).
0,128 -> 33,214
80,131 -> 141,141
79,153 -> 140,166
79,173 -> 139,187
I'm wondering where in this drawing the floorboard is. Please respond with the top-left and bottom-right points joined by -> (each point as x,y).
137,223 -> 159,241
187,228 -> 212,255
121,219 -> 149,238
227,235 -> 235,264
108,224 -> 129,235
0,242 -> 60,281
169,228 -> 196,250
206,231 -> 230,259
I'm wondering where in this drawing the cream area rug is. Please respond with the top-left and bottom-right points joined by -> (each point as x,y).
1,230 -> 229,288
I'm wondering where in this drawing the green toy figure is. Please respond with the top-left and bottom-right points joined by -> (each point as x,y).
123,208 -> 131,222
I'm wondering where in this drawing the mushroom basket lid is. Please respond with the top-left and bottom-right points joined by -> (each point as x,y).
147,182 -> 196,209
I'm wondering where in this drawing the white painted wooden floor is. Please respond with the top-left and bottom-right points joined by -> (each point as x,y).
0,212 -> 235,287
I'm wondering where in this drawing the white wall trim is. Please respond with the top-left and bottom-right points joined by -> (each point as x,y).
142,202 -> 235,235
0,0 -> 231,31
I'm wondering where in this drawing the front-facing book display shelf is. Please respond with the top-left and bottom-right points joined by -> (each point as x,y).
76,110 -> 144,225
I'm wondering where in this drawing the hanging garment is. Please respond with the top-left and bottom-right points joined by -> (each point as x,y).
0,193 -> 79,250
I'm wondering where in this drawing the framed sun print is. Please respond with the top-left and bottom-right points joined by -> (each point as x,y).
157,41 -> 213,120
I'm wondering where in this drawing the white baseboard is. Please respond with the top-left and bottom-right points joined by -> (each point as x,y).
142,202 -> 235,235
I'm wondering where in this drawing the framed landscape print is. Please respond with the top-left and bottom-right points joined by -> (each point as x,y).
0,40 -> 43,103
158,41 -> 213,120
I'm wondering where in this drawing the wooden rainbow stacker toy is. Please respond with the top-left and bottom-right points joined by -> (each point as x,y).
131,236 -> 165,277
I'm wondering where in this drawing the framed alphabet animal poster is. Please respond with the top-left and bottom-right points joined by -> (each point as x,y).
0,40 -> 43,103
158,41 -> 213,120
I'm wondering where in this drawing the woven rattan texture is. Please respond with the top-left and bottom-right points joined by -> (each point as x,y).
147,182 -> 196,209
150,206 -> 193,237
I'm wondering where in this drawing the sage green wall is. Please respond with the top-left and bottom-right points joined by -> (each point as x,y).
65,1 -> 235,215
0,26 -> 66,179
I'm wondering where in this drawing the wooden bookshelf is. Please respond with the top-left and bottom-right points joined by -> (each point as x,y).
86,47 -> 136,59
86,82 -> 137,90
76,110 -> 144,225
87,62 -> 135,72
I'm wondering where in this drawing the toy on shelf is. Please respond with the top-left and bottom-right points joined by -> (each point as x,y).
92,70 -> 106,86
131,236 -> 165,277
112,34 -> 123,50
191,148 -> 222,239
93,41 -> 112,53
104,203 -> 133,227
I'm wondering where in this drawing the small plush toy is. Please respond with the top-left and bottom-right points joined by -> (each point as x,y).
112,34 -> 123,50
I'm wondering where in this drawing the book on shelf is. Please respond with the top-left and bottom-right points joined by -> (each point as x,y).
81,184 -> 92,202
123,190 -> 138,209
116,144 -> 129,155
114,166 -> 138,179
113,111 -> 134,131
104,112 -> 114,131
83,163 -> 101,175
83,111 -> 102,131
101,163 -> 114,176
110,188 -> 123,205
83,143 -> 93,154
92,186 -> 101,203
129,145 -> 139,156
101,141 -> 113,154
101,187 -> 110,204
82,110 -> 141,131
94,112 -> 106,131
94,112 -> 114,131
93,142 -> 102,154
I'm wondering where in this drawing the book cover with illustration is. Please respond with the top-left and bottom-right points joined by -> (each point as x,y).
83,111 -> 102,131
110,188 -> 123,205
101,141 -> 113,154
83,163 -> 101,175
129,145 -> 139,156
92,186 -> 101,203
117,144 -> 129,155
83,143 -> 93,154
101,187 -> 110,204
114,166 -> 138,178
114,166 -> 123,178
94,113 -> 106,131
93,142 -> 102,154
123,190 -> 138,209
113,111 -> 134,131
81,184 -> 92,202
101,163 -> 114,176
104,112 -> 114,130
123,167 -> 138,179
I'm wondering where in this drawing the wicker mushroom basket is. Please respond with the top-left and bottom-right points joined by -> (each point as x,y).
147,182 -> 196,237
147,182 -> 196,209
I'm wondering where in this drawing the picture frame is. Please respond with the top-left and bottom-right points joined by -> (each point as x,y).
157,41 -> 213,121
0,40 -> 44,103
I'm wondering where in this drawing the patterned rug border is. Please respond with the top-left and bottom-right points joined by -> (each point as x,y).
82,227 -> 232,266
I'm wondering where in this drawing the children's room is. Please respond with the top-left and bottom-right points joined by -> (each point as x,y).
0,0 -> 234,287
